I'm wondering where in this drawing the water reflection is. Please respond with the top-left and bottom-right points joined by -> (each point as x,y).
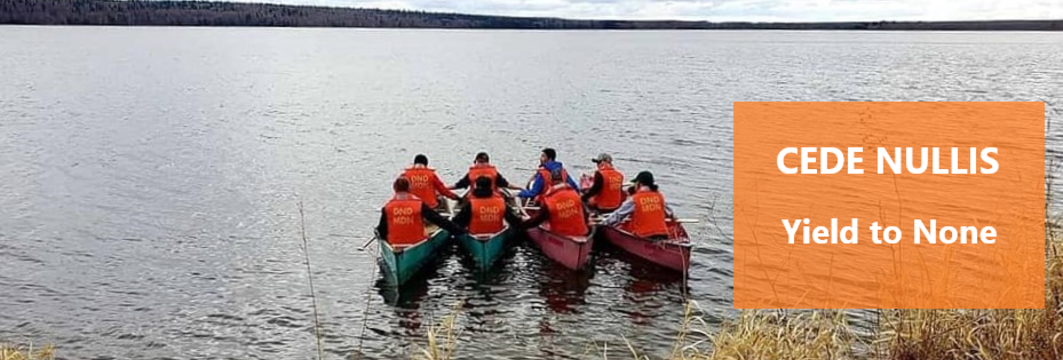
536,257 -> 594,315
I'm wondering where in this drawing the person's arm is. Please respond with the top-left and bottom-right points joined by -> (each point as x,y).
376,208 -> 389,241
581,172 -> 604,201
603,199 -> 635,226
520,204 -> 550,229
433,174 -> 460,199
581,202 -> 591,231
503,206 -> 524,228
451,173 -> 471,190
452,202 -> 472,229
503,173 -> 524,191
495,173 -> 513,189
422,204 -> 466,236
664,200 -> 676,219
518,174 -> 544,198
566,174 -> 580,191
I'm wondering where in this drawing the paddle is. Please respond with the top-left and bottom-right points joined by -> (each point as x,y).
358,229 -> 382,251
358,237 -> 377,251
589,215 -> 701,225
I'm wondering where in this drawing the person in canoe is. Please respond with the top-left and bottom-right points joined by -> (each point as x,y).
453,176 -> 524,235
402,154 -> 460,212
521,169 -> 591,237
450,152 -> 524,194
377,177 -> 465,246
602,171 -> 675,240
581,153 -> 625,214
517,148 -> 580,202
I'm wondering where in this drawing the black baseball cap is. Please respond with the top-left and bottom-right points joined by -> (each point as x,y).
630,171 -> 654,185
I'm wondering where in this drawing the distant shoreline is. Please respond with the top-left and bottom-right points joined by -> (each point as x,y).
1,0 -> 1061,31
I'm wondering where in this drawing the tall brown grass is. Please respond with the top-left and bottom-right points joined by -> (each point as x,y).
661,302 -> 862,360
876,234 -> 1063,360
404,230 -> 1061,360
0,344 -> 54,360
7,232 -> 1057,360
413,304 -> 462,360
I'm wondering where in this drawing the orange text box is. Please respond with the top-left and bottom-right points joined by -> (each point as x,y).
734,102 -> 1044,309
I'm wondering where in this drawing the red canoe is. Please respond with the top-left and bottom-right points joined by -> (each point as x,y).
526,224 -> 595,271
600,221 -> 692,273
521,178 -> 596,271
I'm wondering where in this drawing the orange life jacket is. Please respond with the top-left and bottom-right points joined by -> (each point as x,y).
384,193 -> 426,246
467,164 -> 498,192
468,194 -> 506,235
402,166 -> 441,208
542,184 -> 588,237
535,168 -> 569,198
630,189 -> 669,238
592,165 -> 624,210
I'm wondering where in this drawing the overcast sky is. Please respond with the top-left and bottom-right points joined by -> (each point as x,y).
241,0 -> 1063,21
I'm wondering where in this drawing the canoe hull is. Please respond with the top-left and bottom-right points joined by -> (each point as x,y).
527,226 -> 594,271
457,227 -> 513,272
378,229 -> 451,286
600,222 -> 691,273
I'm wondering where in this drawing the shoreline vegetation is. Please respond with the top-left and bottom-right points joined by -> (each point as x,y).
3,234 -> 1058,360
3,210 -> 1059,359
421,231 -> 1063,360
1,0 -> 1062,30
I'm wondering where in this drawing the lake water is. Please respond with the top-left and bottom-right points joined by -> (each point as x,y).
1,26 -> 1061,359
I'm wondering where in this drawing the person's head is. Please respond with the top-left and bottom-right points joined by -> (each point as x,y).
413,154 -> 429,166
631,171 -> 658,191
474,152 -> 490,165
474,176 -> 493,194
540,148 -> 557,165
550,168 -> 565,185
393,177 -> 411,193
591,153 -> 613,166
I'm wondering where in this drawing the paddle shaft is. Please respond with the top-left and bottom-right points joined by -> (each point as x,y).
359,237 -> 377,251
589,215 -> 700,224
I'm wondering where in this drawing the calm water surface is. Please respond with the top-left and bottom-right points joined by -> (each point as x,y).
1,27 -> 1061,359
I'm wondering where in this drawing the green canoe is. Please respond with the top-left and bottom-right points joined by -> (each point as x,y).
457,227 -> 514,273
378,226 -> 451,286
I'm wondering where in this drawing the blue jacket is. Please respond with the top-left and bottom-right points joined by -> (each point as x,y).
518,161 -> 580,198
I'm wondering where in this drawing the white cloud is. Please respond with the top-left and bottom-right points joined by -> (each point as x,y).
238,0 -> 1063,21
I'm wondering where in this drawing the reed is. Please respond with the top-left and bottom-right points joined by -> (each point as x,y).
876,234 -> 1063,360
657,301 -> 861,360
412,304 -> 463,360
297,200 -> 325,360
403,229 -> 1059,360
0,344 -> 54,360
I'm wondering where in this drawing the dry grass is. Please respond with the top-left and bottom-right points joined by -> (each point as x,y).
0,344 -> 54,360
658,301 -> 861,360
616,223 -> 1063,360
8,235 -> 1058,360
706,310 -> 861,360
402,230 -> 1061,360
412,304 -> 463,360
876,236 -> 1063,360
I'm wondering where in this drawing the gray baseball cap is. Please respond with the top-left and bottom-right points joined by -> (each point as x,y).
591,153 -> 613,163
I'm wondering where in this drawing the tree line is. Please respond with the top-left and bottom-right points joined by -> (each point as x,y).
1,0 -> 1061,30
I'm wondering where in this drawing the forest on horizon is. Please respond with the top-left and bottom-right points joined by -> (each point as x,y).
1,0 -> 1062,30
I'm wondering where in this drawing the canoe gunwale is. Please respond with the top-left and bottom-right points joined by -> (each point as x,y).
601,223 -> 692,247
468,226 -> 511,242
599,222 -> 692,272
382,228 -> 446,254
378,228 -> 450,285
526,225 -> 596,270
